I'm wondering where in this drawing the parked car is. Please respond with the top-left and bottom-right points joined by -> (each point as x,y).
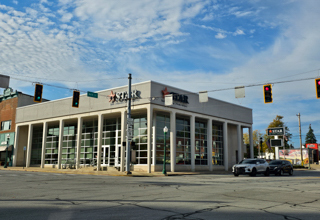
232,159 -> 270,177
269,160 -> 293,176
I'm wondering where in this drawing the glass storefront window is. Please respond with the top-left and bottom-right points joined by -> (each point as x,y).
132,114 -> 149,165
212,123 -> 223,166
195,120 -> 207,165
155,113 -> 170,165
176,116 -> 190,165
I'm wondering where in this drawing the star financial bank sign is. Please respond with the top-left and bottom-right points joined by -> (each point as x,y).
162,87 -> 189,106
108,90 -> 140,103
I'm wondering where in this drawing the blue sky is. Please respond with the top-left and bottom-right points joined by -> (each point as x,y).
1,0 -> 320,147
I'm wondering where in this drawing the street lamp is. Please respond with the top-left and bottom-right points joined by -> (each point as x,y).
163,126 -> 168,175
4,134 -> 10,168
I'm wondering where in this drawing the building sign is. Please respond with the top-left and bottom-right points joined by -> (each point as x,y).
162,87 -> 189,105
267,127 -> 284,136
108,90 -> 140,103
306,143 -> 318,150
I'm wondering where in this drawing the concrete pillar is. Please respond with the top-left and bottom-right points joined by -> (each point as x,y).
249,126 -> 254,158
237,124 -> 242,163
76,117 -> 83,169
120,110 -> 127,172
152,112 -> 157,166
26,124 -> 33,168
208,119 -> 213,171
147,107 -> 153,173
190,115 -> 195,172
41,122 -> 48,168
13,125 -> 20,166
170,111 -> 176,172
223,121 -> 228,171
152,126 -> 156,166
96,114 -> 103,171
57,119 -> 64,169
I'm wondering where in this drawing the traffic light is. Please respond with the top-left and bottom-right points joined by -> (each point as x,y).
315,78 -> 320,99
263,84 -> 273,103
34,84 -> 43,103
72,90 -> 80,108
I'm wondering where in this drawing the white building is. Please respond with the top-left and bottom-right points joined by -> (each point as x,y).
13,81 -> 253,173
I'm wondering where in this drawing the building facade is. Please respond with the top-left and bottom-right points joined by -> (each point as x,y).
0,88 -> 36,166
13,81 -> 254,172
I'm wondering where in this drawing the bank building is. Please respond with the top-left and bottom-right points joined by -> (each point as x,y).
13,81 -> 253,173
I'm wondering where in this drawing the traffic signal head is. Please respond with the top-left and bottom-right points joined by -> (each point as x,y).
315,78 -> 320,99
263,84 -> 273,103
72,90 -> 80,108
34,84 -> 43,103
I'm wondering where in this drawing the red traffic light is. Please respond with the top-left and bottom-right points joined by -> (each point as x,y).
316,78 -> 320,99
263,84 -> 273,103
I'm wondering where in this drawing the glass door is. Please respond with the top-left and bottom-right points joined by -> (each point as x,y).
101,145 -> 109,166
115,145 -> 121,167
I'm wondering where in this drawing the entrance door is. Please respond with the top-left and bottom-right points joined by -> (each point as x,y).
115,145 -> 121,167
101,145 -> 110,166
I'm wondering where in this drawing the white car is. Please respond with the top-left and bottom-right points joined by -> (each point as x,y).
232,159 -> 270,177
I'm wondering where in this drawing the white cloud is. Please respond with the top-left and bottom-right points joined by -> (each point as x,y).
72,0 -> 206,42
215,32 -> 226,39
233,29 -> 245,36
60,12 -> 73,22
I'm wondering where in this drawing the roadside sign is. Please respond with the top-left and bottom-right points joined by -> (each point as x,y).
127,118 -> 133,125
270,139 -> 283,147
87,91 -> 98,98
267,127 -> 284,136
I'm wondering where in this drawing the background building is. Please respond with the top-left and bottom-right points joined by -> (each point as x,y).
13,81 -> 253,172
0,88 -> 36,166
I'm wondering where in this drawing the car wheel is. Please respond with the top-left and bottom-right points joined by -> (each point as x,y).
233,173 -> 239,177
280,169 -> 284,176
289,169 -> 293,176
250,168 -> 257,176
264,168 -> 270,176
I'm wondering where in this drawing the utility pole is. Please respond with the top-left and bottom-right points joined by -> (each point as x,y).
126,73 -> 132,174
296,113 -> 303,165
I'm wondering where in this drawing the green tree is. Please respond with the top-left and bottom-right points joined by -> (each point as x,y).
243,130 -> 262,157
305,124 -> 317,144
266,115 -> 292,149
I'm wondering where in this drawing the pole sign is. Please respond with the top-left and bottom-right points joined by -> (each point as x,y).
267,127 -> 284,136
270,139 -> 283,147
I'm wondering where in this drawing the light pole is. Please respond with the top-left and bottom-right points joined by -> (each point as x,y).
296,113 -> 303,165
4,134 -> 10,168
163,126 -> 168,175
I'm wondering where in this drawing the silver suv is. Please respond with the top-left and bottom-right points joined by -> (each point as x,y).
232,159 -> 270,177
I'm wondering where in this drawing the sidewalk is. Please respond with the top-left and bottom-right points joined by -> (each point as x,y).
0,166 -> 230,177
309,164 -> 320,170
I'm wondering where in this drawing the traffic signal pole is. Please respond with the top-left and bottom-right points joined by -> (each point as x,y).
126,74 -> 132,175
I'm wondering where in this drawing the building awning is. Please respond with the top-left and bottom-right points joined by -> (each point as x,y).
0,145 -> 12,152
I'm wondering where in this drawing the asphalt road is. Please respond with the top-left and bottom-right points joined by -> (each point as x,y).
0,169 -> 319,220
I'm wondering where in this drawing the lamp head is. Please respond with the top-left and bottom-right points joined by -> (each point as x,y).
163,126 -> 168,133
6,134 -> 10,139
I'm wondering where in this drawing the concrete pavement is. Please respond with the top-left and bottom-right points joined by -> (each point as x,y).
1,163 -> 319,177
0,166 -> 230,177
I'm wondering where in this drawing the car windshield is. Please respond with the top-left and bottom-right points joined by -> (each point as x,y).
269,160 -> 282,165
239,160 -> 256,164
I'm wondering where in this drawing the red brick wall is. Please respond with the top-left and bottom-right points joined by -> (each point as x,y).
0,97 -> 18,133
